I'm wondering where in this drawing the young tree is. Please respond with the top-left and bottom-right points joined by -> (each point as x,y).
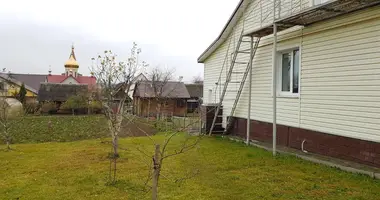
17,83 -> 27,104
132,67 -> 205,199
90,42 -> 148,183
61,95 -> 88,115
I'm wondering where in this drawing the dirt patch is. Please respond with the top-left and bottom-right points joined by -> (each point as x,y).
119,118 -> 158,137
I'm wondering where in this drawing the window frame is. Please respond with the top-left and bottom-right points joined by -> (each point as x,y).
277,47 -> 301,98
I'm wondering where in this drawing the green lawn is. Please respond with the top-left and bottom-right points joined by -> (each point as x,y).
1,134 -> 379,200
5,115 -> 109,144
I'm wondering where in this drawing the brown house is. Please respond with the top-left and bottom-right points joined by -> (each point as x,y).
133,81 -> 190,117
185,83 -> 203,113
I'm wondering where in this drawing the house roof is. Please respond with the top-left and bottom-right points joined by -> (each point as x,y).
0,73 -> 42,94
185,84 -> 203,98
134,81 -> 190,99
0,73 -> 46,92
197,0 -> 249,63
47,75 -> 96,87
37,83 -> 89,102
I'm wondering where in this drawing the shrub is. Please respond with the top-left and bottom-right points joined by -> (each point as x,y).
89,101 -> 102,114
61,96 -> 88,115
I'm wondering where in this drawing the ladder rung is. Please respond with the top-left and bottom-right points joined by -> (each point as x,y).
228,81 -> 241,84
226,90 -> 238,92
231,72 -> 245,74
237,51 -> 251,54
241,40 -> 251,43
234,61 -> 248,65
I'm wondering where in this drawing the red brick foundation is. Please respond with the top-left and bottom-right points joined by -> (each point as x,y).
231,117 -> 380,168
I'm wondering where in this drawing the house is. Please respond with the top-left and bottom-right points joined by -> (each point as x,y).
133,81 -> 190,117
185,83 -> 203,113
0,73 -> 41,102
112,73 -> 148,103
198,0 -> 380,167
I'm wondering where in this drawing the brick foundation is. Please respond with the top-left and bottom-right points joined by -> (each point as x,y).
231,117 -> 380,168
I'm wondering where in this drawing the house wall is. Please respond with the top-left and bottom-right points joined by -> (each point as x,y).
61,76 -> 79,84
203,3 -> 380,166
0,81 -> 37,98
135,98 -> 188,117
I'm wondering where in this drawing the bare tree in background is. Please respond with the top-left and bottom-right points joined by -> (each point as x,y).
192,75 -> 203,84
90,42 -> 148,183
147,66 -> 174,119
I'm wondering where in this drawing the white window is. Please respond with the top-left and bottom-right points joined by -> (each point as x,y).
278,49 -> 300,96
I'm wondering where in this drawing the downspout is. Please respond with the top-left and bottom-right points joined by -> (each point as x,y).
246,35 -> 254,145
272,23 -> 278,157
272,0 -> 278,157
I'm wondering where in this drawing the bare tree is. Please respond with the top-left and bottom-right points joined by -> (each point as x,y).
90,42 -> 148,183
192,75 -> 203,84
147,66 -> 174,119
129,67 -> 205,199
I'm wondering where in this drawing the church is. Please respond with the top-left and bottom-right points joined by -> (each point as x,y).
46,46 -> 96,86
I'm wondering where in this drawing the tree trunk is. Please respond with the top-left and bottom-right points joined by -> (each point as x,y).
6,140 -> 10,150
152,144 -> 161,200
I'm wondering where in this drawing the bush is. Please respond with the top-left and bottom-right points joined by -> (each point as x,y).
89,101 -> 102,114
61,96 -> 88,115
41,102 -> 57,114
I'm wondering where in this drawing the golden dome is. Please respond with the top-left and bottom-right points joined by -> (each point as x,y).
64,46 -> 79,68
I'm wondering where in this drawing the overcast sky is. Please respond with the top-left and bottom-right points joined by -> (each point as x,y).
0,0 -> 240,82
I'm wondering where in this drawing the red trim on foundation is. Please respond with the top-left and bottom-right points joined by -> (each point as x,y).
231,117 -> 380,168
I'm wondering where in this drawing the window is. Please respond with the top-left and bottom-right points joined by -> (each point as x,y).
279,49 -> 300,95
176,99 -> 185,108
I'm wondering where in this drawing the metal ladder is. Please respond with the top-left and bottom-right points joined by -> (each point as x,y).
208,29 -> 261,136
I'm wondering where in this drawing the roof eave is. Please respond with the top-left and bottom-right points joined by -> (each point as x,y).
197,0 -> 248,63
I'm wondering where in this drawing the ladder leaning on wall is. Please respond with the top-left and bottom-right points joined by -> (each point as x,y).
208,27 -> 261,136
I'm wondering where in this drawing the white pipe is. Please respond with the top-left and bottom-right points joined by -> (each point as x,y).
247,36 -> 254,145
272,23 -> 278,156
302,139 -> 308,153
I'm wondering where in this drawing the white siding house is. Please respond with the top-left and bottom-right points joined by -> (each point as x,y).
199,0 -> 380,167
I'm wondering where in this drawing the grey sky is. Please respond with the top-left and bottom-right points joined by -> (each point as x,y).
0,0 -> 239,82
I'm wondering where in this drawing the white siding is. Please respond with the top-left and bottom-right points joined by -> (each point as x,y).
61,77 -> 79,84
300,7 -> 380,142
203,1 -> 380,143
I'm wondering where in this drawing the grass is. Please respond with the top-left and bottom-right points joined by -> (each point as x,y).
4,115 -> 109,144
1,134 -> 379,200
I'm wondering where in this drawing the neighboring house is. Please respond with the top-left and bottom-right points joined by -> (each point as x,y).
113,73 -> 148,103
38,83 -> 89,103
0,73 -> 39,102
133,81 -> 190,117
185,83 -> 203,113
198,0 -> 380,167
